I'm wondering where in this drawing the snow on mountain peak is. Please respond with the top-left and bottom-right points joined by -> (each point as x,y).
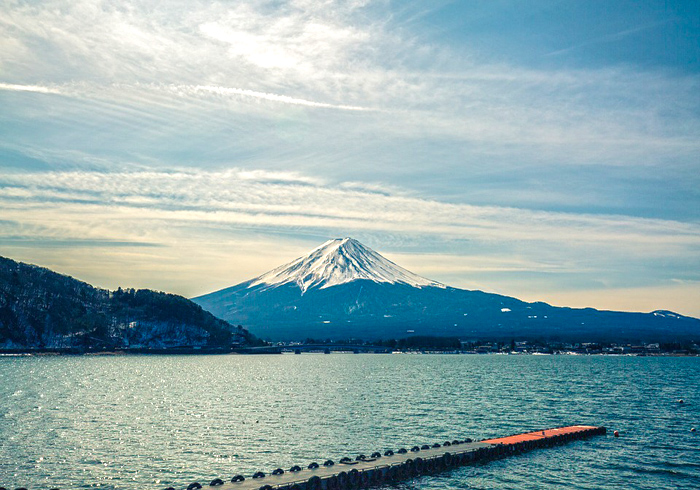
249,238 -> 445,293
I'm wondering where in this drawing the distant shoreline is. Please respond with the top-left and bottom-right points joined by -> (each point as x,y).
0,347 -> 242,356
1,349 -> 697,357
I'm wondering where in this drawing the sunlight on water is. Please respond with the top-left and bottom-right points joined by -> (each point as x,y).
1,355 -> 698,489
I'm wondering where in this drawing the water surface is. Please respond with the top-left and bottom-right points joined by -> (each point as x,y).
1,354 -> 698,489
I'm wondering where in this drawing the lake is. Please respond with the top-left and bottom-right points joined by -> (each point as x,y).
1,354 -> 698,489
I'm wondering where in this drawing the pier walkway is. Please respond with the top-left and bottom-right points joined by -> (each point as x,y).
183,425 -> 606,490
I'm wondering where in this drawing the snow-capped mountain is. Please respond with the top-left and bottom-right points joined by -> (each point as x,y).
193,238 -> 700,342
249,238 -> 444,293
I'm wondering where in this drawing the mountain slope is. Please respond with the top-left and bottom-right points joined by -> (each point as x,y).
0,256 -> 260,350
250,238 -> 444,292
194,238 -> 700,342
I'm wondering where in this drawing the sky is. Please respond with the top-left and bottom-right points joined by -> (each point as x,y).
1,0 -> 699,317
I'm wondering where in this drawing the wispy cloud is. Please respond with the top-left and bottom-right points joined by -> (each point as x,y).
1,166 -> 698,313
545,22 -> 670,57
0,1 -> 699,315
174,85 -> 373,111
1,0 -> 697,162
0,80 -> 373,111
2,167 -> 698,253
0,83 -> 61,94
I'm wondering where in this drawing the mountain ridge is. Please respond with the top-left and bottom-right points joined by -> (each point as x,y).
193,238 -> 700,342
0,255 -> 261,351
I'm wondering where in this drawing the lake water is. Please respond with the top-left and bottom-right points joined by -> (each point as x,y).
1,354 -> 698,489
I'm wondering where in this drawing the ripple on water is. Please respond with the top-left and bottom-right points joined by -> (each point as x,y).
0,354 -> 698,489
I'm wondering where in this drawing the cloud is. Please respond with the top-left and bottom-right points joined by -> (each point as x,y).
1,0 -> 697,165
1,166 -> 698,313
2,167 -> 698,253
0,80 -> 373,112
174,85 -> 373,111
544,21 -> 670,58
0,83 -> 61,94
0,1 -> 698,315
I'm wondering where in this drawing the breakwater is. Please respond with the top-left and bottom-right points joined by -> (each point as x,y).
177,425 -> 605,490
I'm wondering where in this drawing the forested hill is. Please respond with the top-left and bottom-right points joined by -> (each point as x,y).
0,256 -> 261,351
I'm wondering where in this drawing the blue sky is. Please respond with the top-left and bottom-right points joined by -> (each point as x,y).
1,0 -> 699,316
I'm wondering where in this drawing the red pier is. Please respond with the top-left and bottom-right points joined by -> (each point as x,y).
179,425 -> 606,490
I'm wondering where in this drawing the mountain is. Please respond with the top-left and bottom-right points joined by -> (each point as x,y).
193,238 -> 700,342
250,237 -> 444,292
0,256 -> 261,351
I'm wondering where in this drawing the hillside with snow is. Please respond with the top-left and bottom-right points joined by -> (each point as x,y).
193,238 -> 700,342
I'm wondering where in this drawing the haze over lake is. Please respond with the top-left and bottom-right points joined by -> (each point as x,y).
2,354 -> 698,489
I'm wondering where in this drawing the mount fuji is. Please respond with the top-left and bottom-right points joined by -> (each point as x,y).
248,238 -> 444,293
193,238 -> 700,342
